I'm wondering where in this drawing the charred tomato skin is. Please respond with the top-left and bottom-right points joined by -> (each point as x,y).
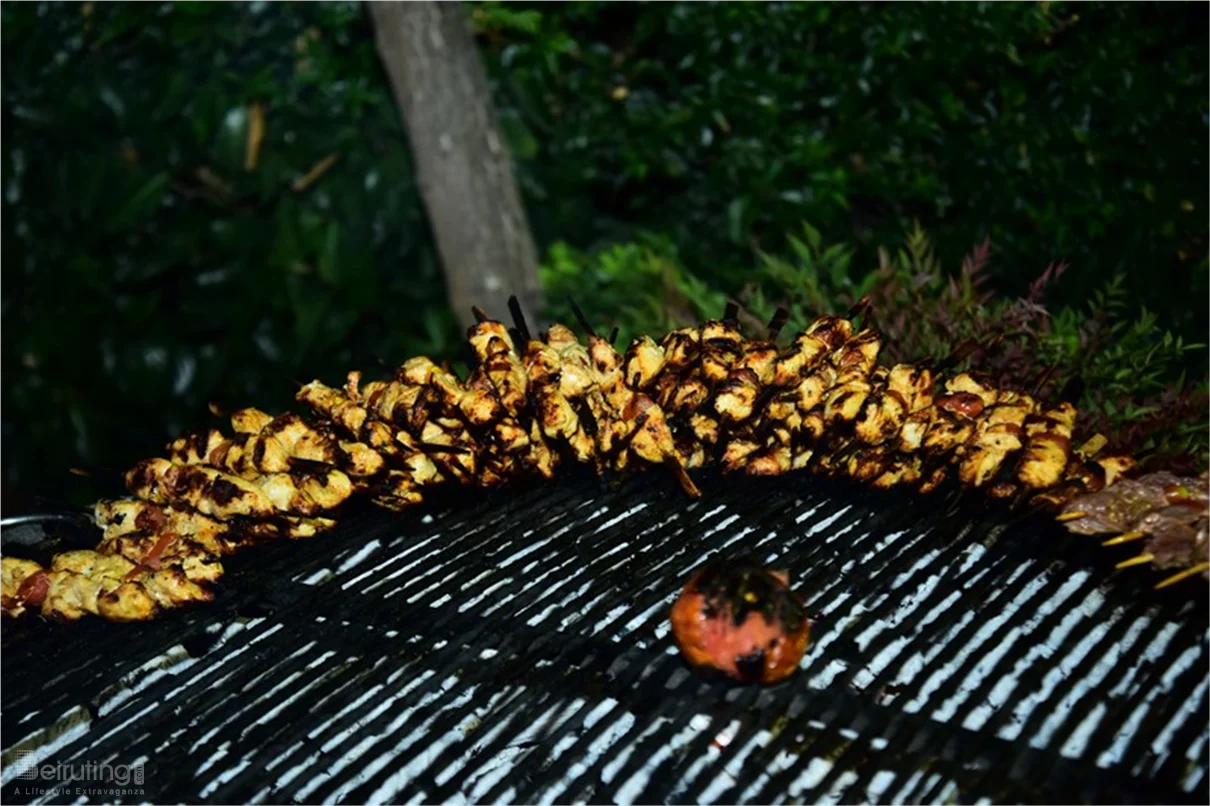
670,558 -> 810,685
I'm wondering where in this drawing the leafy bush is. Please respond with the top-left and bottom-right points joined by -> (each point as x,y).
480,0 -> 1209,340
3,1 -> 1206,509
2,2 -> 455,507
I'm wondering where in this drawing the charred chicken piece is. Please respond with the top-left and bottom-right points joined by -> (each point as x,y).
168,411 -> 346,481
698,318 -> 745,386
772,315 -> 852,386
1,558 -> 49,619
855,363 -> 935,446
127,458 -> 353,520
670,558 -> 811,685
822,330 -> 882,427
658,326 -> 702,373
623,335 -> 668,391
713,337 -> 781,425
1016,403 -> 1077,489
958,394 -> 1036,488
297,378 -> 373,440
467,319 -> 529,416
38,550 -> 212,623
523,337 -> 597,464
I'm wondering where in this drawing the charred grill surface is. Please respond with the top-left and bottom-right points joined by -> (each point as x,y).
2,471 -> 1206,805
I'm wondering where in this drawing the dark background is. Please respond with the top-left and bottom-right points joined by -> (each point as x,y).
3,1 -> 1207,512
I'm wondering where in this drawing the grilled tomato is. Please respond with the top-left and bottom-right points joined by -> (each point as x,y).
669,557 -> 810,684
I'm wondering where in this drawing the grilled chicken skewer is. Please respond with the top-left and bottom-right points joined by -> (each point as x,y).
4,298 -> 1205,627
1,551 -> 212,623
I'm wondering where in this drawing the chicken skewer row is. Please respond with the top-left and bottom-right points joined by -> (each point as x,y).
279,323 -> 1210,589
703,316 -> 1118,504
2,408 -> 358,622
0,497 -> 342,622
693,318 -> 1195,586
4,298 -> 1205,627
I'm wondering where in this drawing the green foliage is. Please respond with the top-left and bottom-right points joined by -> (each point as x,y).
3,0 -> 1207,508
480,1 -> 1209,339
2,1 -> 454,506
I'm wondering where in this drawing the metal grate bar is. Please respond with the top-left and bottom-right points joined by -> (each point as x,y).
1158,682 -> 1210,790
876,549 -> 1103,798
839,547 -> 1158,803
1079,612 -> 1210,779
906,586 -> 1116,803
745,525 -> 982,798
1016,602 -> 1195,784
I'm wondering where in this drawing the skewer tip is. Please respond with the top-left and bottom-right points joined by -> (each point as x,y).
1115,553 -> 1155,570
607,326 -> 620,346
1101,530 -> 1146,546
567,298 -> 597,338
1055,511 -> 1087,522
666,456 -> 701,498
507,295 -> 532,344
1154,562 -> 1210,590
471,306 -> 490,324
766,307 -> 790,340
1076,434 -> 1108,459
847,294 -> 872,320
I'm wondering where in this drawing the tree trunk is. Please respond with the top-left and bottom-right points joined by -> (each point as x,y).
369,0 -> 544,332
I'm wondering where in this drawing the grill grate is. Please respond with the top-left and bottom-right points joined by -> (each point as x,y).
2,472 -> 1207,804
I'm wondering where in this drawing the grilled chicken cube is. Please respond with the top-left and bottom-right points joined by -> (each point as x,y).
659,327 -> 701,371
42,551 -> 138,621
699,319 -> 744,385
623,335 -> 667,390
958,399 -> 1034,488
772,315 -> 851,386
297,380 -> 370,437
1017,403 -> 1077,489
1,558 -> 49,618
231,407 -> 275,435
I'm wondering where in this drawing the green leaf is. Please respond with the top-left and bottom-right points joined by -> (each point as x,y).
318,221 -> 340,284
727,197 -> 749,246
498,112 -> 539,161
802,221 -> 822,251
105,173 -> 168,233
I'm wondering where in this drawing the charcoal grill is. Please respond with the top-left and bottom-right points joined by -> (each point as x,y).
2,471 -> 1207,804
